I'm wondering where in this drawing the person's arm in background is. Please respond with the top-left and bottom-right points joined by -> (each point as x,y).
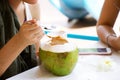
29,2 -> 42,55
96,0 -> 120,50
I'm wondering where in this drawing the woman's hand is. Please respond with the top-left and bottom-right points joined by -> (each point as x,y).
107,35 -> 120,51
17,19 -> 44,46
113,36 -> 120,50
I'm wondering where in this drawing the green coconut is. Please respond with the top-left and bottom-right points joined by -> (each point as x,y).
39,31 -> 79,76
39,48 -> 78,76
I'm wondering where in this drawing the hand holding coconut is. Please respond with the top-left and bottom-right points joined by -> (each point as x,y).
39,31 -> 79,76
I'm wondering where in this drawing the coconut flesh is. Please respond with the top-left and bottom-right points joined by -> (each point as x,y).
39,31 -> 78,76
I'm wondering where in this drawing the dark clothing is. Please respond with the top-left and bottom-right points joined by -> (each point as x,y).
0,1 -> 37,80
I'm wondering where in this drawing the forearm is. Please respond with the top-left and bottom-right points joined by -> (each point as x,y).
0,33 -> 27,76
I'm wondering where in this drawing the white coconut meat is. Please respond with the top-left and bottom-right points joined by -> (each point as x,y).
40,31 -> 77,53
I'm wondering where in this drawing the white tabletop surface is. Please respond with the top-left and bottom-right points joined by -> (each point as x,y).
6,38 -> 120,80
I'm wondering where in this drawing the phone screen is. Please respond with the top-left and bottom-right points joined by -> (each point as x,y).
78,48 -> 111,55
97,48 -> 107,52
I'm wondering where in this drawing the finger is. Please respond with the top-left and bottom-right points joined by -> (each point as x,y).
24,19 -> 37,24
23,21 -> 37,26
33,33 -> 44,40
29,19 -> 37,23
33,33 -> 44,41
22,23 -> 40,31
30,36 -> 41,44
29,27 -> 44,35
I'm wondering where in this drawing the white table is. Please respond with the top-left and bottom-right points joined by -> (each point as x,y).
6,37 -> 120,80
6,26 -> 120,80
7,54 -> 120,80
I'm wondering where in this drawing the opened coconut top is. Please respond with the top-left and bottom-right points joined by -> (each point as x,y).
40,31 -> 77,53
47,35 -> 68,45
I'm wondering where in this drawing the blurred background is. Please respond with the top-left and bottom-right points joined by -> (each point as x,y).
38,0 -> 104,28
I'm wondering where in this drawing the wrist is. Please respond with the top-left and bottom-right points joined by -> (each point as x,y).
15,33 -> 28,47
106,34 -> 116,47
